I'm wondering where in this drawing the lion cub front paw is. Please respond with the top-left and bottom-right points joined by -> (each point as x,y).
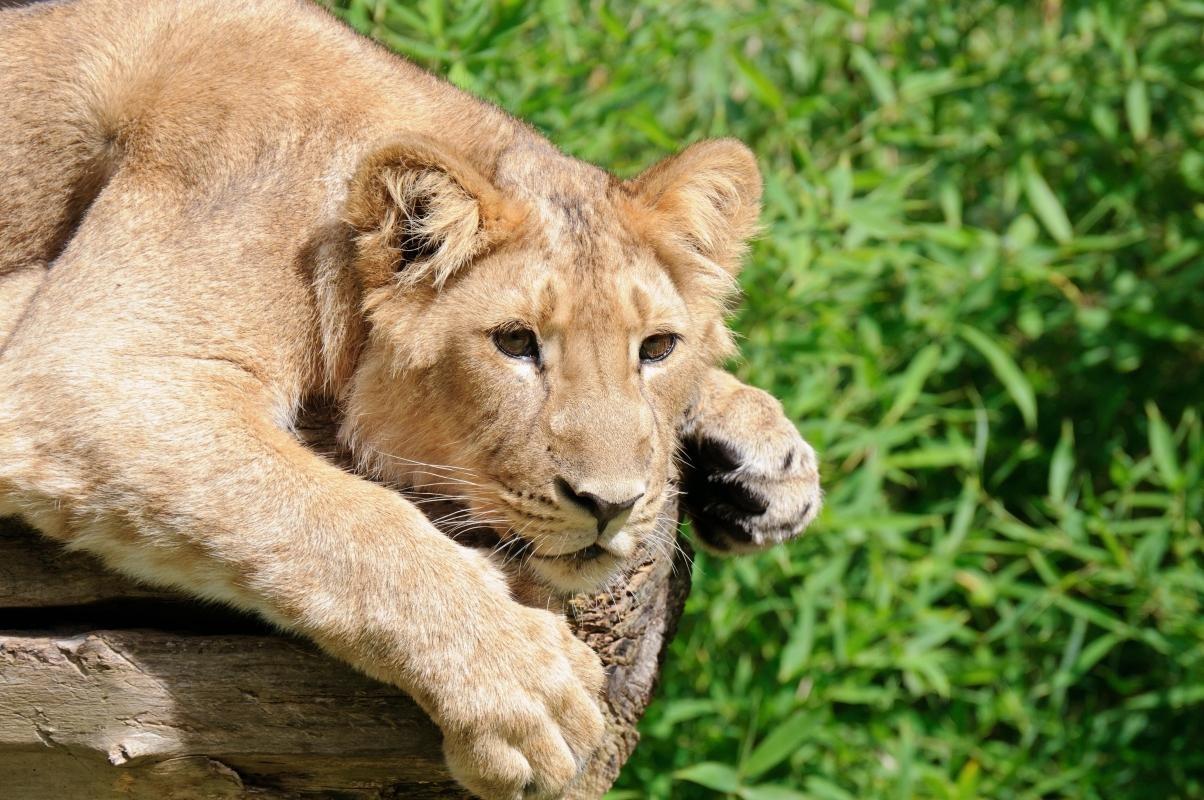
681,376 -> 821,553
439,605 -> 605,800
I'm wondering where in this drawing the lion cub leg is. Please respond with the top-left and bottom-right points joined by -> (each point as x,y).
680,368 -> 822,553
0,362 -> 604,800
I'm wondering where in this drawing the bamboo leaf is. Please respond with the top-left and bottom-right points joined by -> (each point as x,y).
850,46 -> 896,106
741,786 -> 811,800
733,52 -> 785,112
1049,421 -> 1075,506
743,713 -> 813,779
1145,403 -> 1183,489
959,326 -> 1038,430
883,344 -> 942,426
1021,156 -> 1074,243
675,762 -> 742,792
1126,79 -> 1151,143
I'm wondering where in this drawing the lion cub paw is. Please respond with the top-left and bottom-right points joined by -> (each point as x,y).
439,604 -> 605,800
681,374 -> 821,553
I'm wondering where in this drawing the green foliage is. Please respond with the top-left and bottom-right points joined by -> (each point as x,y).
324,1 -> 1204,797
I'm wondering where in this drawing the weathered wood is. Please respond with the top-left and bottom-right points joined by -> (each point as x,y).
0,628 -> 456,799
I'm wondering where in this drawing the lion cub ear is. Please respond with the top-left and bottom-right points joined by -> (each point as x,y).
345,135 -> 522,290
627,138 -> 762,276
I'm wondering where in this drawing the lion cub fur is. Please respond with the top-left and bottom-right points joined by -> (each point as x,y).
0,2 -> 820,797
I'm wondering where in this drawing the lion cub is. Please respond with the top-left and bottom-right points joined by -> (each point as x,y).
0,1 -> 820,797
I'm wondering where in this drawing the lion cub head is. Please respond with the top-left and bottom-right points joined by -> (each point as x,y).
339,133 -> 760,594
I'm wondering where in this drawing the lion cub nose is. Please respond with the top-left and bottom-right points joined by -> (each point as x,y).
555,478 -> 642,534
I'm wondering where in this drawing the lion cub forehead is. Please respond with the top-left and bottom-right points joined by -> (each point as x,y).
537,263 -> 688,333
487,145 -> 692,327
522,185 -> 639,262
495,145 -> 636,250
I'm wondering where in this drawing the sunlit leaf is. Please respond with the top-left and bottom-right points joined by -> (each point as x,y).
850,46 -> 896,106
1021,156 -> 1074,243
882,344 -> 942,426
733,52 -> 785,112
1126,79 -> 1151,142
958,326 -> 1038,430
675,762 -> 742,792
777,595 -> 816,682
1145,403 -> 1183,488
742,713 -> 813,779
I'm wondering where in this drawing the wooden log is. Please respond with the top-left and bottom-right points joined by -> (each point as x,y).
0,626 -> 456,799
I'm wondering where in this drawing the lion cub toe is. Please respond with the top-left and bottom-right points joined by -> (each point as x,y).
440,607 -> 605,800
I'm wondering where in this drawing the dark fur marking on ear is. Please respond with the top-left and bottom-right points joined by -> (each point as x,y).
390,194 -> 443,268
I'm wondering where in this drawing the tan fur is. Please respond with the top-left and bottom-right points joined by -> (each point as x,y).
0,2 -> 817,797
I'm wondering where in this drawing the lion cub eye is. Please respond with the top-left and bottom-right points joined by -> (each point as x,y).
494,327 -> 540,361
639,333 -> 677,363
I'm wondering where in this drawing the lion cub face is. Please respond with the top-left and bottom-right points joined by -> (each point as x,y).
341,136 -> 760,593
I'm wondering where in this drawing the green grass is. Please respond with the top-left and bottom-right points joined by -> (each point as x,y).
324,1 -> 1204,797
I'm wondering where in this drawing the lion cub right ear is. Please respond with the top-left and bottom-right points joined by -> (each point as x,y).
345,135 -> 523,290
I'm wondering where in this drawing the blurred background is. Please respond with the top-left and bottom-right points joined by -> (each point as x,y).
326,2 -> 1203,797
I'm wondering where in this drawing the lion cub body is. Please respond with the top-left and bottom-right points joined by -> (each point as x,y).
0,2 -> 819,797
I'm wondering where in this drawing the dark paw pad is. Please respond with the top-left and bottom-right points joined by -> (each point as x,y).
679,436 -> 771,550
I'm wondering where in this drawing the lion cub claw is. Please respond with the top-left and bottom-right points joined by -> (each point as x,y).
681,370 -> 822,553
439,603 -> 605,800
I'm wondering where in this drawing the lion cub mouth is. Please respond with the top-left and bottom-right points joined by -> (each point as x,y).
528,541 -> 610,563
558,543 -> 606,561
497,536 -> 619,566
403,490 -> 628,592
419,502 -> 608,561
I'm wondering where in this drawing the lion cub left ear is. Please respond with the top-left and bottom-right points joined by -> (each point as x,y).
345,135 -> 522,290
627,138 -> 762,276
